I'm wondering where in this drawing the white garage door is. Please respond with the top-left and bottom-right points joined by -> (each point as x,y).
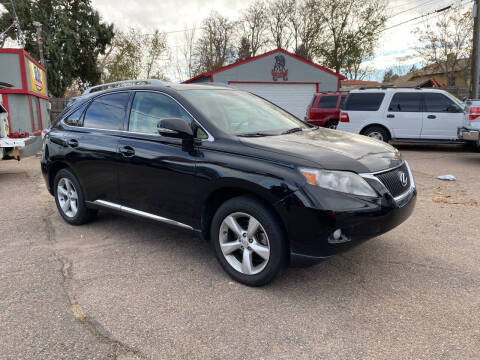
231,83 -> 316,119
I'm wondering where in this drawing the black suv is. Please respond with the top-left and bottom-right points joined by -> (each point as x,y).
41,80 -> 416,286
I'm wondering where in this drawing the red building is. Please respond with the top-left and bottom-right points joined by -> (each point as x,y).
0,48 -> 49,137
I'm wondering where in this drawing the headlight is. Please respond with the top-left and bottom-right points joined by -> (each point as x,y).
299,168 -> 377,197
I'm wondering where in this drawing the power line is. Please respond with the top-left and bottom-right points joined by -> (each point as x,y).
380,0 -> 472,33
390,0 -> 438,19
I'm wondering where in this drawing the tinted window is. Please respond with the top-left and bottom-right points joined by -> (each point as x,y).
317,96 -> 338,109
388,93 -> 422,112
64,104 -> 86,126
83,92 -> 130,130
340,95 -> 347,109
0,104 -> 6,113
129,92 -> 192,135
344,93 -> 385,111
181,90 -> 308,136
424,93 -> 456,112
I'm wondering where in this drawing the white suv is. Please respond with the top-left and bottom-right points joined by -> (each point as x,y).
337,88 -> 465,143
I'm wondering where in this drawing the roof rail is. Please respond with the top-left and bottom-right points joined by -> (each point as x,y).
358,86 -> 423,90
82,79 -> 168,95
205,82 -> 236,89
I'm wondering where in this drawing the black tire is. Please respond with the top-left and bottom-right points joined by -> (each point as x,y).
211,195 -> 287,286
325,120 -> 338,129
53,168 -> 98,225
362,125 -> 390,142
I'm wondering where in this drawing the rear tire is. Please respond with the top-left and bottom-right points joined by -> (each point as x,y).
54,168 -> 98,225
211,196 -> 287,286
362,126 -> 390,142
325,120 -> 338,129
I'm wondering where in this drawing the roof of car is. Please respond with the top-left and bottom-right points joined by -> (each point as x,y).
349,87 -> 449,94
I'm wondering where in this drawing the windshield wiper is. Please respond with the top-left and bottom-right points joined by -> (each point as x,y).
280,127 -> 303,135
237,131 -> 276,137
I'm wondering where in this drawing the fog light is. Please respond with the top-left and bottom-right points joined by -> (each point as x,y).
328,228 -> 350,244
333,229 -> 342,240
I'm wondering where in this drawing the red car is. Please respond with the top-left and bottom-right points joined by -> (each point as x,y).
305,92 -> 348,129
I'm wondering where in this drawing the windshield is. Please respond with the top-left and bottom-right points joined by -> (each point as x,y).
180,89 -> 309,136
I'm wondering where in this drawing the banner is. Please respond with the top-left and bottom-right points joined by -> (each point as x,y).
28,61 -> 46,95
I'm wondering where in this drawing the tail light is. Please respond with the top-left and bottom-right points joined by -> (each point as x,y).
340,112 -> 349,122
309,108 -> 315,119
469,106 -> 480,121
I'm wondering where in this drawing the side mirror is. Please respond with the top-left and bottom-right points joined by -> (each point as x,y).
157,118 -> 194,139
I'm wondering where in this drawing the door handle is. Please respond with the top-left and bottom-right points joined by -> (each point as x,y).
67,139 -> 78,147
119,145 -> 135,157
427,115 -> 436,119
387,114 -> 395,118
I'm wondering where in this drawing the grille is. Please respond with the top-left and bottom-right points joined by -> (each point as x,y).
375,163 -> 411,198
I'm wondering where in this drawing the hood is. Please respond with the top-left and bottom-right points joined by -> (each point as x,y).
240,128 -> 402,173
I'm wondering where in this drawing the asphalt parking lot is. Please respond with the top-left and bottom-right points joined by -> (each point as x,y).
1,145 -> 479,360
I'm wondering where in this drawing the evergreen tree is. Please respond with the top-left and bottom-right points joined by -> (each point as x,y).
236,37 -> 251,62
0,0 -> 114,96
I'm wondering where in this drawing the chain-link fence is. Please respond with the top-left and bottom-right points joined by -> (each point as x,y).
49,97 -> 68,122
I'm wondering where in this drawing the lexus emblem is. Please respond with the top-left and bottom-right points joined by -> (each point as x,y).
398,171 -> 408,187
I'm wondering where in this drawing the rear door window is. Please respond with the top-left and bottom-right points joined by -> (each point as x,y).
388,93 -> 422,112
317,96 -> 338,109
424,93 -> 457,112
83,92 -> 130,130
344,93 -> 385,111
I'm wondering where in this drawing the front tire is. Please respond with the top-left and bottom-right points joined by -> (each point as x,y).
54,168 -> 97,225
211,196 -> 287,286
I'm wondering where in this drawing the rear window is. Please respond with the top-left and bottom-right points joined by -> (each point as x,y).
340,95 -> 347,109
344,93 -> 385,111
317,96 -> 338,109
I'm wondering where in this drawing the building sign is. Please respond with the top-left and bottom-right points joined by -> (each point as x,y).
272,54 -> 288,81
28,61 -> 46,95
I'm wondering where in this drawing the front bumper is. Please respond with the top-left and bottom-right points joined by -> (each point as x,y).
274,168 -> 417,266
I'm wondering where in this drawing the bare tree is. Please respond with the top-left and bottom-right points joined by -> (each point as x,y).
414,8 -> 473,86
242,0 -> 268,56
193,11 -> 236,75
99,28 -> 168,82
312,0 -> 387,75
267,0 -> 294,49
144,30 -> 168,79
287,0 -> 322,60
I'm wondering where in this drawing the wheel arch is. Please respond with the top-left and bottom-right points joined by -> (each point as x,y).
200,185 -> 288,245
47,161 -> 70,195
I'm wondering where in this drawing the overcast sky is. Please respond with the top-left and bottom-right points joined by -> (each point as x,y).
1,0 -> 474,81
91,0 -> 473,81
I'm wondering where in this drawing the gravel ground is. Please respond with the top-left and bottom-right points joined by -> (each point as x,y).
0,145 -> 479,360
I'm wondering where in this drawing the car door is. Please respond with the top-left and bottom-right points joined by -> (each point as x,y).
63,92 -> 130,203
117,91 -> 199,226
386,92 -> 423,139
421,92 -> 465,140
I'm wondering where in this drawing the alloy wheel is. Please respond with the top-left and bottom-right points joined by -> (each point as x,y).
368,131 -> 384,141
218,212 -> 270,275
57,178 -> 79,218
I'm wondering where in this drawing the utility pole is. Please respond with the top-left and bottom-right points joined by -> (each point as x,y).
471,0 -> 480,99
209,25 -> 213,71
33,21 -> 45,66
